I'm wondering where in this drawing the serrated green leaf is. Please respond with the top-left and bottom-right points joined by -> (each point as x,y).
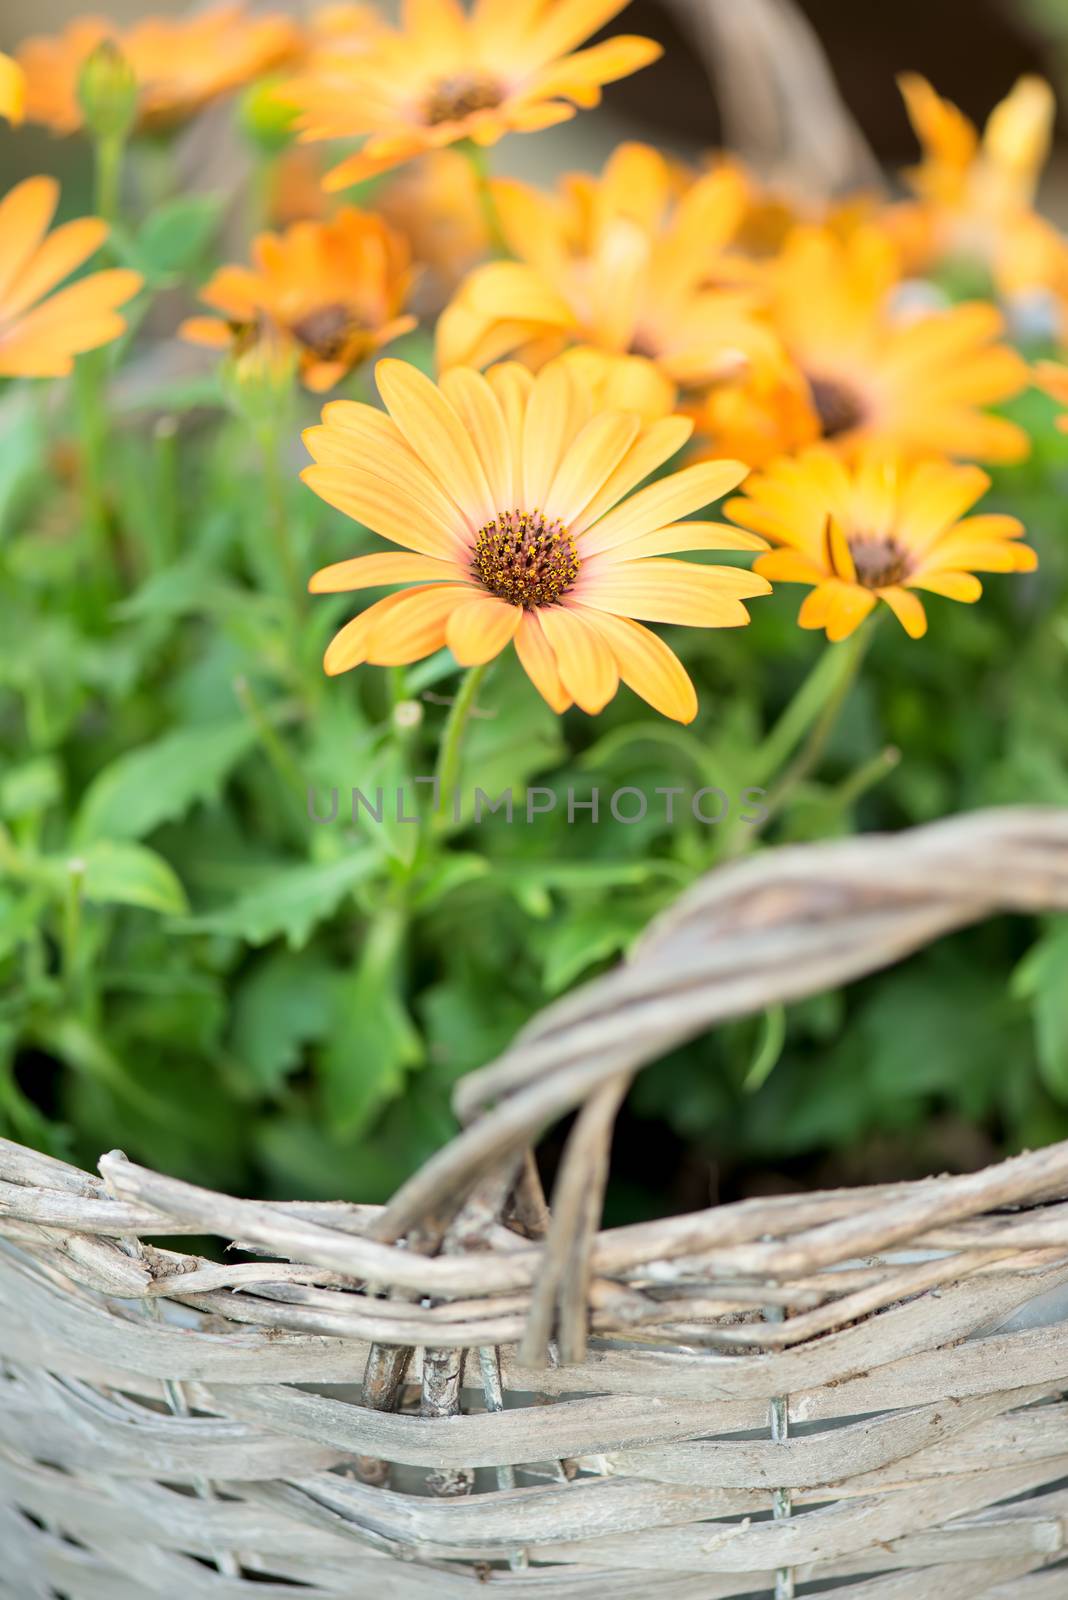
231,949 -> 336,1091
319,915 -> 423,1136
180,849 -> 378,948
118,194 -> 223,284
74,720 -> 257,844
1013,921 -> 1068,1101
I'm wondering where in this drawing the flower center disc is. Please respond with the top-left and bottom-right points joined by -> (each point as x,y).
291,303 -> 365,361
849,534 -> 910,588
473,510 -> 580,609
423,74 -> 504,126
807,373 -> 867,439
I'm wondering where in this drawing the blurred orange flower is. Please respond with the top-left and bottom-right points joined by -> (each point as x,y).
1035,360 -> 1068,431
695,224 -> 1030,466
281,0 -> 661,190
727,447 -> 1036,641
437,142 -> 775,386
0,176 -> 142,378
181,209 -> 416,392
17,5 -> 301,135
891,74 -> 1064,298
303,356 -> 769,721
378,150 -> 489,304
0,52 -> 25,125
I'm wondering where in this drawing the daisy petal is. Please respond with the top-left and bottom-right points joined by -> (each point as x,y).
538,604 -> 619,713
445,594 -> 521,665
879,585 -> 928,638
376,358 -> 496,525
579,460 -> 749,556
514,610 -> 572,712
575,605 -> 697,723
578,558 -> 769,624
908,571 -> 983,601
824,583 -> 877,642
546,410 -> 640,525
308,552 -> 466,593
365,584 -> 474,665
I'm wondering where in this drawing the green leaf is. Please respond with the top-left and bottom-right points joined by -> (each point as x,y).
180,848 -> 378,948
231,950 -> 336,1091
319,916 -> 423,1136
74,720 -> 257,844
117,194 -> 224,284
0,757 -> 62,820
79,841 -> 189,916
1013,921 -> 1068,1101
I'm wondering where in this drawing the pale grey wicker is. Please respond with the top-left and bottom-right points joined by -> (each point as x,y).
4,806 -> 1068,1599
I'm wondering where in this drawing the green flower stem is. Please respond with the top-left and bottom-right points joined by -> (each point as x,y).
74,352 -> 114,605
61,858 -> 87,1014
93,131 -> 125,228
256,422 -> 305,619
724,619 -> 877,859
434,662 -> 489,825
458,139 -> 509,256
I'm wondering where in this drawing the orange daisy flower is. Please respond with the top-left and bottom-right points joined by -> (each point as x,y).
16,5 -> 301,136
0,177 -> 142,379
180,209 -> 416,392
436,142 -> 774,385
281,0 -> 662,191
726,447 -> 1036,641
303,357 -> 770,721
693,223 -> 1030,467
891,74 -> 1064,298
0,52 -> 25,125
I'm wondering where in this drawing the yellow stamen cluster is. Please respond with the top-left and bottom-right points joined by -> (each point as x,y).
473,509 -> 580,609
849,534 -> 911,589
423,73 -> 504,127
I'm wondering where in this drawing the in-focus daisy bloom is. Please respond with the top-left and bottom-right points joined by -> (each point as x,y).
181,209 -> 416,392
726,447 -> 1036,642
892,74 -> 1063,297
281,0 -> 662,191
437,142 -> 774,385
0,177 -> 142,378
303,357 -> 770,721
0,52 -> 25,125
17,5 -> 301,135
702,223 -> 1030,466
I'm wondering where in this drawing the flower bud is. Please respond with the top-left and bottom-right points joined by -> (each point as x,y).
238,77 -> 299,156
77,39 -> 138,142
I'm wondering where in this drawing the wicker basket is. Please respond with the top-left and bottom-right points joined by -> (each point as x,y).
4,806 -> 1068,1599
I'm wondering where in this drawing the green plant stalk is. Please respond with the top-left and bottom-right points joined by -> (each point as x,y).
255,418 -> 306,623
74,352 -> 114,602
458,139 -> 509,256
62,859 -> 87,1015
94,131 -> 125,227
434,662 -> 489,824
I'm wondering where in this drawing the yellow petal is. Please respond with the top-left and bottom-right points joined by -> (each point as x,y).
546,410 -> 640,525
879,585 -> 927,638
574,605 -> 697,723
445,594 -> 521,665
579,459 -> 749,557
364,583 -> 474,665
0,177 -> 60,307
613,520 -> 769,559
907,571 -> 982,601
824,583 -> 877,642
514,610 -> 572,712
578,557 -> 768,625
300,465 -> 467,560
375,358 -> 496,526
538,604 -> 619,713
309,552 -> 466,593
570,415 -> 693,536
0,52 -> 25,126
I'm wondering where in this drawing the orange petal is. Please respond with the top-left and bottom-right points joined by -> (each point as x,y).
574,605 -> 697,723
300,465 -> 467,561
375,358 -> 496,526
0,177 -> 59,307
514,610 -> 572,713
879,585 -> 927,638
439,366 -> 515,511
571,415 -> 693,536
364,584 -> 474,665
445,594 -> 521,665
309,552 -> 466,593
579,459 -> 749,556
179,316 -> 234,349
538,604 -> 619,713
824,583 -> 877,642
578,557 -> 768,625
3,216 -> 108,319
546,410 -> 640,525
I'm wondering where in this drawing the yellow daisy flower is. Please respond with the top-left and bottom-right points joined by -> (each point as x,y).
0,52 -> 25,125
892,74 -> 1063,298
180,208 -> 416,393
16,5 -> 301,136
437,142 -> 774,385
726,447 -> 1036,642
0,176 -> 142,378
303,356 -> 770,721
281,0 -> 661,191
695,223 -> 1030,467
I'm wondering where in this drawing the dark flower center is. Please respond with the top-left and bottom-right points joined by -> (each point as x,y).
473,510 -> 579,609
807,373 -> 867,439
849,534 -> 911,589
291,303 -> 365,361
423,74 -> 504,126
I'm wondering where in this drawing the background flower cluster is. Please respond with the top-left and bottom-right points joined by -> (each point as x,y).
0,0 -> 1067,1212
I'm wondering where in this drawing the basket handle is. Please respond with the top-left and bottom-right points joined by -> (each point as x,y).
379,807 -> 1068,1362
